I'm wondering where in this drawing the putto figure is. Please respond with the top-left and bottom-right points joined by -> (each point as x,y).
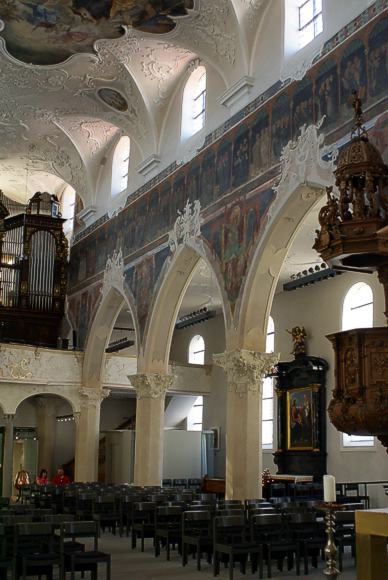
287,326 -> 307,357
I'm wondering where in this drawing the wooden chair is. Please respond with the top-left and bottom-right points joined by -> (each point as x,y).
335,511 -> 356,571
181,510 -> 213,570
154,506 -> 183,560
131,502 -> 157,551
60,520 -> 111,580
13,522 -> 61,580
251,513 -> 300,578
213,515 -> 262,580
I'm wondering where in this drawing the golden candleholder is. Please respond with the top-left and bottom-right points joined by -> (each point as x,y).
316,502 -> 344,579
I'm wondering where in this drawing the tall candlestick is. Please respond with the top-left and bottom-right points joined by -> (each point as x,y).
323,475 -> 336,503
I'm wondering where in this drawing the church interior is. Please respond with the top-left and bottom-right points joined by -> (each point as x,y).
0,0 -> 388,578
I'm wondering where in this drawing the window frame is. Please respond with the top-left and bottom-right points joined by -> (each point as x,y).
181,65 -> 207,142
187,395 -> 204,431
298,0 -> 323,48
341,282 -> 375,449
262,316 -> 275,451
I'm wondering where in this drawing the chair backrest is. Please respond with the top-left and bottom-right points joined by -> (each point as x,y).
288,512 -> 317,524
182,510 -> 212,535
251,513 -> 284,539
1,515 -> 33,525
15,522 -> 54,553
248,507 -> 276,518
60,520 -> 99,550
216,509 -> 245,517
43,514 -> 75,527
213,515 -> 246,544
155,505 -> 183,525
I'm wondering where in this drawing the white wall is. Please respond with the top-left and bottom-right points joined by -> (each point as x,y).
163,430 -> 202,480
269,270 -> 388,508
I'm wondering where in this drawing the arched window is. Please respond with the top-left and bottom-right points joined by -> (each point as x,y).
284,0 -> 324,59
341,282 -> 374,447
262,316 -> 275,450
188,334 -> 205,365
187,396 -> 203,431
181,65 -> 206,141
60,185 -> 76,238
111,136 -> 130,197
342,282 -> 373,331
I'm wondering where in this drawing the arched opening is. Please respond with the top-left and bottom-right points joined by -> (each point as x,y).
181,65 -> 207,141
9,394 -> 76,493
111,136 -> 130,197
83,286 -> 139,388
167,257 -> 226,480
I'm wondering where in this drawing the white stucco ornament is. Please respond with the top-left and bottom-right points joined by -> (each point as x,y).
213,349 -> 280,398
168,199 -> 203,252
274,117 -> 338,197
130,373 -> 174,399
101,248 -> 125,298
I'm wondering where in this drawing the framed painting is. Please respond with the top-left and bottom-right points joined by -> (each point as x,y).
287,385 -> 318,451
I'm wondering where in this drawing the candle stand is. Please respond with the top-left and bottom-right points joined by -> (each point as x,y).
316,502 -> 344,579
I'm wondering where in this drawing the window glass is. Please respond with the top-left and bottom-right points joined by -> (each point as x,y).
188,334 -> 205,365
111,136 -> 130,197
181,66 -> 207,141
187,395 -> 203,431
262,316 -> 275,450
298,0 -> 323,49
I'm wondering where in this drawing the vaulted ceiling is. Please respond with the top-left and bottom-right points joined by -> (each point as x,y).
0,0 -> 271,206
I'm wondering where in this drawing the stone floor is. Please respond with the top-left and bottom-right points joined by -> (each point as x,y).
87,533 -> 356,580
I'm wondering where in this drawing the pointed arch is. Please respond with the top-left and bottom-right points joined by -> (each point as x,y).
83,285 -> 139,387
139,242 -> 232,373
237,184 -> 326,351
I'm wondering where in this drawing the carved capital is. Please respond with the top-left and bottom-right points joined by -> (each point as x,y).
2,413 -> 15,425
130,373 -> 174,400
73,411 -> 80,426
213,350 -> 279,397
79,387 -> 110,409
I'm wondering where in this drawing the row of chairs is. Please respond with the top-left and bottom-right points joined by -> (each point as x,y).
130,500 -> 358,579
0,515 -> 111,580
269,482 -> 369,507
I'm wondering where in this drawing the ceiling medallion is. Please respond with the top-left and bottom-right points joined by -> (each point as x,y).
97,88 -> 128,112
0,1 -> 194,66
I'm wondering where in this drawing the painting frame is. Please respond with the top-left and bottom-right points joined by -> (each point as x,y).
286,385 -> 319,451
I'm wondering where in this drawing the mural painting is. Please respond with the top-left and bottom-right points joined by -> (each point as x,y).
67,282 -> 102,349
125,246 -> 169,337
315,59 -> 339,129
340,39 -> 367,112
202,187 -> 275,307
368,19 -> 388,100
271,94 -> 291,163
0,0 -> 194,65
292,78 -> 314,138
250,110 -> 270,176
69,13 -> 388,341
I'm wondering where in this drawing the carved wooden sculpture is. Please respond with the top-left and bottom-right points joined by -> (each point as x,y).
314,92 -> 388,449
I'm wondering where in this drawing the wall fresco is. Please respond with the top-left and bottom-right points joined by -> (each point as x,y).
69,14 -> 388,345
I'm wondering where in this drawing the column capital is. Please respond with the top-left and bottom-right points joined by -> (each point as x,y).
79,387 -> 110,409
2,413 -> 15,424
213,349 -> 279,397
130,373 -> 174,400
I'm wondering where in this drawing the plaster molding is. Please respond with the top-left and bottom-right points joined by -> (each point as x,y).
130,373 -> 174,399
2,413 -> 15,424
168,199 -> 203,252
100,248 -> 125,299
0,345 -> 82,385
218,76 -> 254,109
213,349 -> 279,397
78,206 -> 97,227
137,154 -> 161,177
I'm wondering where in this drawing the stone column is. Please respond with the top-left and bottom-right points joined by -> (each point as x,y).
74,388 -> 109,482
130,373 -> 174,487
214,350 -> 279,501
36,397 -> 57,477
2,414 -> 15,498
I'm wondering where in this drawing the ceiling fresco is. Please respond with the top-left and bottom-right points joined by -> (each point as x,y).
0,0 -> 194,65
